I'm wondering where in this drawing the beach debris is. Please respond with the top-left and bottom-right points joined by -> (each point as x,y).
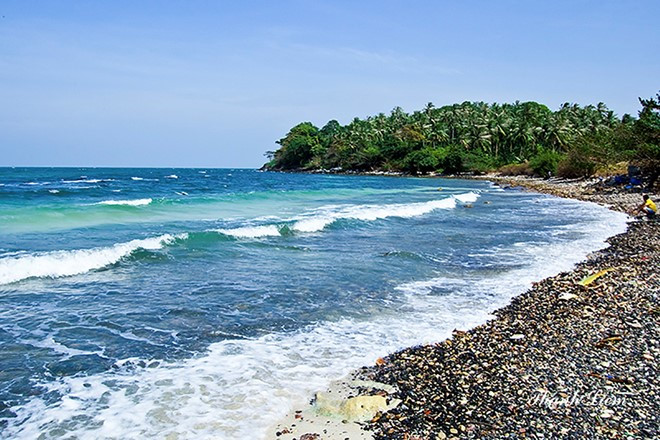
558,292 -> 579,300
587,372 -> 634,385
312,378 -> 399,424
340,395 -> 389,421
595,335 -> 622,347
601,409 -> 614,419
510,334 -> 525,340
315,392 -> 392,421
578,268 -> 614,286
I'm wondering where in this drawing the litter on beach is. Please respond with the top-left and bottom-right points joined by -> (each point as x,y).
578,268 -> 614,286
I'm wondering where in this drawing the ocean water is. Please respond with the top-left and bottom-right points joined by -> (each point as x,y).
0,168 -> 628,439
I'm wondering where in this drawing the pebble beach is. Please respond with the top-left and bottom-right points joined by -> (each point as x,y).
273,176 -> 659,440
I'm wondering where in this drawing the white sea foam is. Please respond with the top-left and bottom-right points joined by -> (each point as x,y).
131,177 -> 143,181
0,234 -> 181,285
292,216 -> 336,232
215,225 -> 281,238
48,189 -> 60,194
216,194 -> 469,236
216,193 -> 474,236
3,197 -> 629,440
292,195 -> 463,232
453,191 -> 479,203
62,179 -> 114,184
398,201 -> 628,299
96,198 -> 152,206
26,336 -> 102,360
165,174 -> 178,179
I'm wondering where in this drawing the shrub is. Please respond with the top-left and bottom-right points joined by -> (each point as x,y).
594,162 -> 629,177
633,142 -> 660,161
403,148 -> 442,173
460,149 -> 497,174
498,162 -> 534,176
529,147 -> 563,177
440,145 -> 465,174
556,151 -> 596,178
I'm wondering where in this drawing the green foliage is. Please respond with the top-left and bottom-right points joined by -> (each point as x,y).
636,93 -> 660,145
461,150 -> 497,174
557,150 -> 596,178
403,147 -> 443,173
265,94 -> 660,177
273,122 -> 321,170
498,162 -> 534,176
634,143 -> 660,161
439,145 -> 465,174
529,147 -> 563,176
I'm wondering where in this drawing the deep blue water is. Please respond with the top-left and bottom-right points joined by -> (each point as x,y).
0,168 -> 628,439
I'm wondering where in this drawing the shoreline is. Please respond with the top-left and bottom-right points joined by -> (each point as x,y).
269,176 -> 658,439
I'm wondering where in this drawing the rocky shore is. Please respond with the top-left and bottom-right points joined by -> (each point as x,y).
272,177 -> 658,440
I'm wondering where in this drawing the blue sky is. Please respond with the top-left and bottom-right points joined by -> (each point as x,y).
1,1 -> 658,167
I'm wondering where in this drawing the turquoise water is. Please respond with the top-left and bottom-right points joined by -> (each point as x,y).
0,168 -> 628,439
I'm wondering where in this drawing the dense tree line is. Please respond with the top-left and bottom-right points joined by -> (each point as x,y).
264,94 -> 660,182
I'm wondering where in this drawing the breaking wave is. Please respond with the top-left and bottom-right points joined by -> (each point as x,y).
0,234 -> 182,285
214,225 -> 283,238
61,179 -> 115,184
95,199 -> 153,206
214,193 -> 478,237
291,193 -> 476,232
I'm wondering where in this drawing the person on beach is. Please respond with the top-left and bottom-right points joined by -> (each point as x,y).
633,194 -> 657,219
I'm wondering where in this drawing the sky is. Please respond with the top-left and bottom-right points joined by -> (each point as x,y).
1,1 -> 658,168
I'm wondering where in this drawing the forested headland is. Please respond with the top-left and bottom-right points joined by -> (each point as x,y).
263,94 -> 660,185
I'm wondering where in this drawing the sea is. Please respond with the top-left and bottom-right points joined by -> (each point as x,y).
0,168 -> 628,439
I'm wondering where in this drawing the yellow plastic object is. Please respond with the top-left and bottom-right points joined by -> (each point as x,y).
578,268 -> 614,286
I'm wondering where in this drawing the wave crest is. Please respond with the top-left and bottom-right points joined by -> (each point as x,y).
96,199 -> 152,206
453,192 -> 479,203
215,193 -> 478,237
0,234 -> 182,285
292,195 -> 467,232
214,225 -> 282,238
